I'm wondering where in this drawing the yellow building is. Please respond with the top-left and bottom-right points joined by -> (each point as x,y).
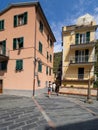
62,14 -> 98,95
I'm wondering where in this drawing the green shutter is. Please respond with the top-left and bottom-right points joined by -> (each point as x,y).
46,66 -> 48,75
18,60 -> 23,70
16,60 -> 23,71
86,32 -> 90,43
0,20 -> 4,30
24,12 -> 28,24
1,61 -> 7,70
2,20 -> 4,30
50,54 -> 52,62
2,40 -> 6,55
39,42 -> 42,53
38,61 -> 42,72
38,80 -> 40,87
13,39 -> 17,50
19,37 -> 24,48
14,15 -> 17,27
39,21 -> 43,32
75,33 -> 79,44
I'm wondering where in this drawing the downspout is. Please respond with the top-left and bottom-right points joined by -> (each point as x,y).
33,5 -> 37,96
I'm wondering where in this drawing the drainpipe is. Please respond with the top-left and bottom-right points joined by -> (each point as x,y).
33,6 -> 37,96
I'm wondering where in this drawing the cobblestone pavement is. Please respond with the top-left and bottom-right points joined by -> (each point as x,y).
0,94 -> 98,130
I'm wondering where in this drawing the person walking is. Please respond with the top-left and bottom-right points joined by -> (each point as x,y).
52,82 -> 56,92
55,83 -> 60,96
48,81 -> 52,97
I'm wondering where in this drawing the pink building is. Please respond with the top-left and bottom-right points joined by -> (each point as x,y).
0,2 -> 56,96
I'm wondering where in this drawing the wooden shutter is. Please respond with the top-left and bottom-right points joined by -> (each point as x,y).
19,37 -> 24,48
2,40 -> 6,55
86,32 -> 90,42
75,33 -> 79,44
39,42 -> 42,53
38,61 -> 42,72
1,61 -> 7,70
13,39 -> 17,50
24,12 -> 28,24
14,15 -> 17,27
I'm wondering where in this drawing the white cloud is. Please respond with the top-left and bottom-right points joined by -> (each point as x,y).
94,7 -> 98,13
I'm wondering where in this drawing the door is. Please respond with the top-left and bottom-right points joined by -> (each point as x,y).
78,68 -> 84,79
0,80 -> 3,93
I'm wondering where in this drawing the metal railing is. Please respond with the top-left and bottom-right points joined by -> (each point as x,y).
69,55 -> 96,63
64,73 -> 94,80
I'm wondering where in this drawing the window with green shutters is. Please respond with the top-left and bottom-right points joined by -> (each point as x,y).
0,61 -> 7,70
49,68 -> 51,75
38,61 -> 42,72
16,60 -> 23,71
39,42 -> 43,54
38,80 -> 41,87
39,21 -> 43,33
13,37 -> 24,50
47,52 -> 49,60
86,32 -> 90,43
50,54 -> 52,62
46,66 -> 48,75
75,33 -> 79,44
2,40 -> 6,55
0,20 -> 4,31
14,12 -> 28,27
50,39 -> 53,47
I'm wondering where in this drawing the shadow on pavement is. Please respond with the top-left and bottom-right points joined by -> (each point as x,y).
45,118 -> 98,130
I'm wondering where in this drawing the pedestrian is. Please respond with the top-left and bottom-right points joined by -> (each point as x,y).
52,82 -> 56,92
55,83 -> 60,96
48,81 -> 52,97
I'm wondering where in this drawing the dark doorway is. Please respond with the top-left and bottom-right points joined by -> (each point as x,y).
78,68 -> 84,79
0,80 -> 3,93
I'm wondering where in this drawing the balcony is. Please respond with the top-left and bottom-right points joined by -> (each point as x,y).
63,73 -> 94,82
0,48 -> 9,62
70,42 -> 95,49
69,55 -> 96,65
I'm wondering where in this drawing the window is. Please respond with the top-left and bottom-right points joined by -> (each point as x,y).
38,61 -> 42,72
49,68 -> 51,75
16,60 -> 23,71
75,32 -> 90,44
14,12 -> 28,27
13,37 -> 24,50
39,42 -> 43,53
47,52 -> 49,60
39,21 -> 43,33
38,80 -> 41,87
0,61 -> 7,70
0,20 -> 4,31
50,54 -> 52,62
0,40 -> 6,55
46,66 -> 48,75
75,49 -> 89,63
50,39 -> 53,47
78,68 -> 84,79
47,35 -> 49,42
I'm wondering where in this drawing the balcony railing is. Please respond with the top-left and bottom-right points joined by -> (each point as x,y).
69,55 -> 96,64
0,48 -> 9,57
0,48 -> 9,61
70,42 -> 95,49
64,73 -> 94,81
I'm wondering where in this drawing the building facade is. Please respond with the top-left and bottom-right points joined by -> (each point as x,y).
62,14 -> 98,95
0,2 -> 56,96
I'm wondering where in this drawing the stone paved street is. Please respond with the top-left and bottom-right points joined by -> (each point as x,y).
0,94 -> 98,130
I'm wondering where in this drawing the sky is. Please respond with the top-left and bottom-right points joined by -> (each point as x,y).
0,0 -> 98,52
